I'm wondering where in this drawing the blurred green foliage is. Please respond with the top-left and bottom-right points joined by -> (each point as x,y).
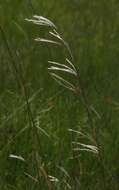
0,0 -> 119,189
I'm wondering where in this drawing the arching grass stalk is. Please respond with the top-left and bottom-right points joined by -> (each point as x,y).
26,15 -> 107,188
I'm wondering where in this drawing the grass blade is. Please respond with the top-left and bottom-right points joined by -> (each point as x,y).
35,38 -> 61,45
50,72 -> 75,91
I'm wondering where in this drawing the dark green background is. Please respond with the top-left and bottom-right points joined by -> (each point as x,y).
0,1 -> 119,189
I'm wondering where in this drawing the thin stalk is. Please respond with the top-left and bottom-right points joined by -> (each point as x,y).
0,25 -> 42,176
76,70 -> 107,189
64,41 -> 107,188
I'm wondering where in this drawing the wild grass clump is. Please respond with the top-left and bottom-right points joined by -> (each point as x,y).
26,15 -> 112,189
0,1 -> 119,188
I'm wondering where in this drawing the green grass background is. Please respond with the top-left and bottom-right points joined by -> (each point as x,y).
0,0 -> 119,189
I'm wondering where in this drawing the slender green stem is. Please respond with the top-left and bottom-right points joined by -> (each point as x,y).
0,25 -> 42,177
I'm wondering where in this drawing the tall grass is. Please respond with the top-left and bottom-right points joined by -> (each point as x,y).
26,15 -> 116,189
0,1 -> 119,189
